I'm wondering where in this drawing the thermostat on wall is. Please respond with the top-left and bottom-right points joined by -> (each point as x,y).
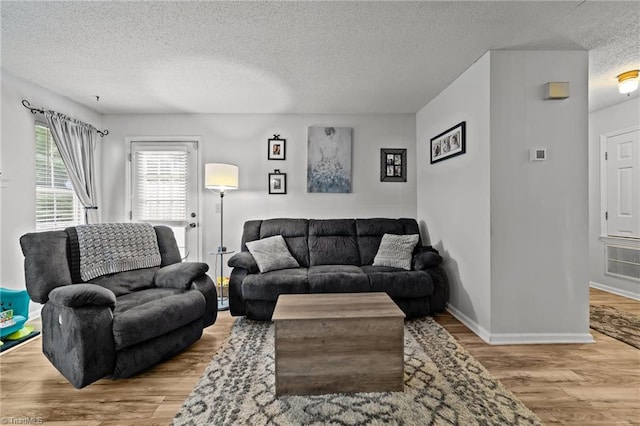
530,148 -> 547,161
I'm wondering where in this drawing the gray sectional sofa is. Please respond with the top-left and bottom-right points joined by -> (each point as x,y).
20,224 -> 217,388
228,218 -> 448,320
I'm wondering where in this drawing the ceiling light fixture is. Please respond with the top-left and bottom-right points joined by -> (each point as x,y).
617,70 -> 639,95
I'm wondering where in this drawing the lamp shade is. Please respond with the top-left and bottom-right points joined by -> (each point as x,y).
205,163 -> 239,191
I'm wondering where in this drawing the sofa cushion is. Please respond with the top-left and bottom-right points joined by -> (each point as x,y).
112,288 -> 205,350
309,219 -> 360,266
259,219 -> 310,267
363,266 -> 434,298
89,267 -> 158,297
246,235 -> 300,273
373,234 -> 420,270
308,265 -> 370,293
242,268 -> 309,301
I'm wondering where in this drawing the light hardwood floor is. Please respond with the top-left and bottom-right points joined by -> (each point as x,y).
0,313 -> 235,426
0,288 -> 638,425
434,288 -> 640,425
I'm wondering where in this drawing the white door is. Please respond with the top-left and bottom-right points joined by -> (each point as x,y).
129,141 -> 200,260
606,128 -> 640,238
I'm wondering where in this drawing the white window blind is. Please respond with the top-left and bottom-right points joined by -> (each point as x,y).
35,123 -> 84,231
132,148 -> 188,222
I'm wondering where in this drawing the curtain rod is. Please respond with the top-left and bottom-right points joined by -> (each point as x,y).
21,99 -> 109,137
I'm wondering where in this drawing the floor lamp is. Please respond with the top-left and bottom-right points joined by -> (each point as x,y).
205,163 -> 239,310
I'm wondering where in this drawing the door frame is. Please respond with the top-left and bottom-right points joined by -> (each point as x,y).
124,136 -> 203,261
599,125 -> 640,238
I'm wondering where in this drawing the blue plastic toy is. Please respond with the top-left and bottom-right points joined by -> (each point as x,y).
0,288 -> 34,345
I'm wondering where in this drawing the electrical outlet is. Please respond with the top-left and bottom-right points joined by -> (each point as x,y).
215,203 -> 221,213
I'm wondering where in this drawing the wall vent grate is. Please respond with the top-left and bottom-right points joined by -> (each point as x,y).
606,245 -> 640,281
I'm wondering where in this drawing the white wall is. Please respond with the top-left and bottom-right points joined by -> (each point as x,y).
101,113 -> 417,268
589,97 -> 640,298
489,51 -> 590,340
417,51 -> 591,343
0,71 -> 102,293
416,53 -> 492,338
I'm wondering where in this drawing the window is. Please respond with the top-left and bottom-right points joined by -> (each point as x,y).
35,123 -> 83,231
131,146 -> 188,222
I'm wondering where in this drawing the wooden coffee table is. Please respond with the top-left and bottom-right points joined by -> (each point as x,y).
272,292 -> 405,396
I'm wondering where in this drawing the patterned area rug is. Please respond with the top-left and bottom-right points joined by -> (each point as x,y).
173,318 -> 542,426
590,304 -> 640,349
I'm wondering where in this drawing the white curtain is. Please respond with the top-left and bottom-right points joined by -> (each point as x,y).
44,111 -> 100,224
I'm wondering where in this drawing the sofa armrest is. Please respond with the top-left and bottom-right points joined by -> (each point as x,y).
228,252 -> 259,274
190,274 -> 218,327
154,262 -> 209,290
41,301 -> 115,388
412,248 -> 443,270
48,284 -> 116,309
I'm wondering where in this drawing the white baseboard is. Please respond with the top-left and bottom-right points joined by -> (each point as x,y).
590,281 -> 640,301
27,303 -> 42,323
446,304 -> 491,344
446,304 -> 595,345
488,332 -> 594,345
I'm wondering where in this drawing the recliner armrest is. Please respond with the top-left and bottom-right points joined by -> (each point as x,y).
228,252 -> 259,274
190,274 -> 218,327
48,284 -> 116,309
412,249 -> 443,270
154,262 -> 209,290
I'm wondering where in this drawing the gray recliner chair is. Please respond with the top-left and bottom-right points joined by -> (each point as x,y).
20,224 -> 217,388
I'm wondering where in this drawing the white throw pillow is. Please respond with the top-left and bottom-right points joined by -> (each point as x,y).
245,235 -> 300,273
373,233 -> 420,270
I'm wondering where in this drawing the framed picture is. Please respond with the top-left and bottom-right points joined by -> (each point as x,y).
268,170 -> 287,194
268,135 -> 286,160
380,148 -> 407,182
430,121 -> 466,164
307,126 -> 352,193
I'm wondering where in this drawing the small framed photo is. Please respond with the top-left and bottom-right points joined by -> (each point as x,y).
380,148 -> 407,182
268,170 -> 287,194
268,135 -> 286,160
430,121 -> 465,164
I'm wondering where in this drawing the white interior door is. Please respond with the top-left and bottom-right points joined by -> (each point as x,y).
606,129 -> 640,238
130,141 -> 199,260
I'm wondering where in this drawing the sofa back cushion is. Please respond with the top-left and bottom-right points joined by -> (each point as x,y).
356,218 -> 422,265
154,226 -> 182,266
241,220 -> 262,249
20,230 -> 73,303
309,219 -> 360,266
89,267 -> 158,296
242,219 -> 310,267
238,218 -> 421,269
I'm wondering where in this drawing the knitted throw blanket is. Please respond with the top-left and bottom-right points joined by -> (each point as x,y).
68,223 -> 162,281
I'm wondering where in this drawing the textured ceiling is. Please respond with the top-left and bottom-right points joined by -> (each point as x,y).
1,1 -> 639,114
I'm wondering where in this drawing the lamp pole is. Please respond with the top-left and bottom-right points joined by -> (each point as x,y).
219,190 -> 225,252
